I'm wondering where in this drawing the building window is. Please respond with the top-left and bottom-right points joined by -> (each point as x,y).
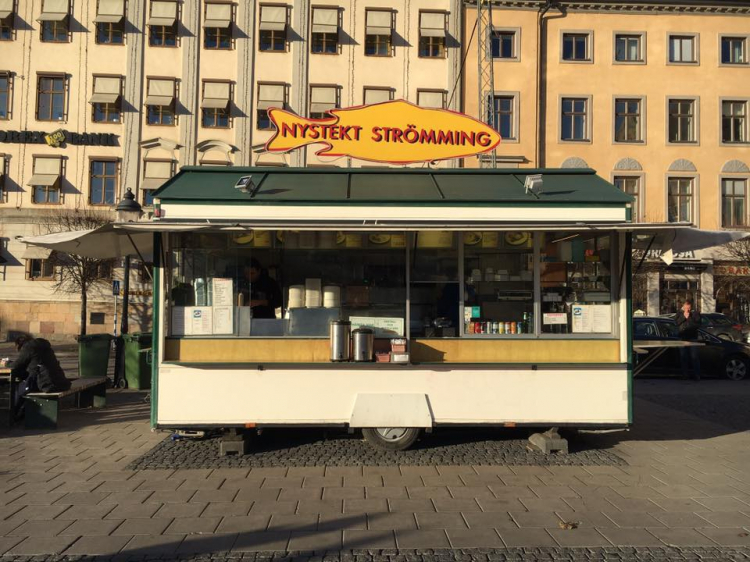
148,0 -> 178,46
201,81 -> 231,128
615,34 -> 643,62
365,10 -> 393,56
96,21 -> 124,44
37,75 -> 66,122
147,103 -> 174,125
363,87 -> 392,106
491,30 -> 516,59
668,99 -> 696,143
614,176 -> 640,222
26,259 -> 55,280
562,32 -> 590,62
723,100 -> 747,144
41,19 -> 68,42
669,34 -> 697,63
417,90 -> 446,109
89,160 -> 117,206
93,101 -> 120,123
90,75 -> 122,123
142,159 -> 173,206
205,27 -> 231,49
149,24 -> 176,46
311,7 -> 338,54
33,183 -> 61,204
419,12 -> 446,58
491,95 -> 515,140
0,72 -> 9,120
668,177 -> 694,223
257,83 -> 285,129
722,178 -> 747,227
204,2 -> 232,49
309,85 -> 338,119
614,98 -> 642,142
259,5 -> 287,52
145,78 -> 176,126
202,107 -> 229,128
0,4 -> 15,40
721,36 -> 747,65
561,97 -> 588,141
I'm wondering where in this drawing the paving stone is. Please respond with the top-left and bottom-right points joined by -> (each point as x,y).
433,498 -> 481,512
164,516 -> 221,534
100,490 -> 155,505
104,502 -> 163,519
11,504 -> 70,520
548,527 -> 611,547
112,517 -> 173,535
510,511 -> 561,528
651,497 -> 708,512
8,519 -> 73,537
249,499 -> 298,514
148,489 -> 197,503
519,498 -> 573,512
318,513 -> 368,531
267,514 -> 318,532
388,498 -> 435,512
59,518 -> 124,536
648,527 -> 718,546
697,510 -> 750,527
202,500 -> 254,518
554,510 -> 616,529
448,486 -> 495,499
5,536 -> 77,555
653,511 -> 716,528
368,512 -> 417,531
407,486 -> 452,499
344,498 -> 389,513
415,512 -> 467,530
343,529 -> 396,549
156,501 -> 207,518
191,488 -> 238,503
698,527 -> 750,546
63,535 -> 132,555
447,528 -> 504,548
463,511 -> 518,530
120,534 -> 184,554
278,487 -> 323,501
231,531 -> 290,551
477,498 -> 528,512
177,532 -> 237,553
605,497 -> 665,513
599,527 -> 663,546
603,510 -> 666,528
395,529 -> 451,548
697,497 -> 750,512
236,487 -> 284,502
93,479 -> 145,493
216,514 -> 270,533
55,491 -> 111,505
366,486 -> 408,500
0,537 -> 24,555
324,487 -> 365,500
136,478 -> 184,491
296,499 -> 343,514
304,476 -> 343,488
52,503 -> 116,521
498,527 -> 557,547
287,530 -> 343,550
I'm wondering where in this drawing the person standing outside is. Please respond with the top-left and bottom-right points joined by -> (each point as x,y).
675,299 -> 702,380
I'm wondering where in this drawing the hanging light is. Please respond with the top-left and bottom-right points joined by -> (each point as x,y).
115,188 -> 143,222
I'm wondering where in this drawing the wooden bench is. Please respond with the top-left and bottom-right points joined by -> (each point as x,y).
24,377 -> 107,429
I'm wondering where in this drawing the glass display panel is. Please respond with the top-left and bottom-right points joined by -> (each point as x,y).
168,231 -> 406,338
410,232 -> 459,337
540,232 -> 613,334
463,231 -> 534,336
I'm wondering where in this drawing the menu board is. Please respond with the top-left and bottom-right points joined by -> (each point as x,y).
543,312 -> 567,325
572,304 -> 612,333
172,306 -> 214,335
350,316 -> 405,337
213,307 -> 233,334
212,278 -> 234,306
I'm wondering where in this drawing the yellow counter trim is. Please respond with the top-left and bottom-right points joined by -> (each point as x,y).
164,338 -> 620,364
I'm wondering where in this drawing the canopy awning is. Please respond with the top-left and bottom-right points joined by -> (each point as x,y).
0,0 -> 14,19
145,78 -> 175,107
37,0 -> 68,21
312,7 -> 337,34
366,10 -> 391,36
148,0 -> 177,26
20,245 -> 52,260
259,5 -> 286,31
420,12 -> 446,37
21,224 -> 156,260
201,81 -> 230,109
94,0 -> 125,23
631,226 -> 750,265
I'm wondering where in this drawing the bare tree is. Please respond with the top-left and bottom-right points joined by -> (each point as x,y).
39,209 -> 116,336
711,238 -> 750,322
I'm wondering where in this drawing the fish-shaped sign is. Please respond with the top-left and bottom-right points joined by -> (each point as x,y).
264,99 -> 501,164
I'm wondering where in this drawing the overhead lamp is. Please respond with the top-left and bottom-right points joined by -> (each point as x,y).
524,174 -> 543,197
235,175 -> 254,193
115,188 -> 143,222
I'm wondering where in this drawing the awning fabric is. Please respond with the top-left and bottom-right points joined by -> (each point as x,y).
417,90 -> 445,108
310,86 -> 337,113
20,245 -> 52,260
204,2 -> 231,27
37,0 -> 68,21
201,81 -> 230,109
148,0 -> 177,26
312,7 -> 337,34
366,10 -> 391,36
259,5 -> 286,31
22,224 -> 154,260
142,160 -> 173,190
0,154 -> 5,176
27,157 -> 61,186
94,0 -> 124,23
257,83 -> 285,110
632,227 -> 750,265
144,78 -> 175,106
420,12 -> 446,37
364,88 -> 391,105
0,0 -> 14,19
90,76 -> 121,104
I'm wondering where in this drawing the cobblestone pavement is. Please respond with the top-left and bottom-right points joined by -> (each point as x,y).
127,429 -> 625,470
0,379 -> 748,556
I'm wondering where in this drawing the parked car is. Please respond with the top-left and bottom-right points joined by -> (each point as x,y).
633,316 -> 750,380
658,312 -> 744,342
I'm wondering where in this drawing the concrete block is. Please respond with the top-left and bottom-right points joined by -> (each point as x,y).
528,428 -> 569,454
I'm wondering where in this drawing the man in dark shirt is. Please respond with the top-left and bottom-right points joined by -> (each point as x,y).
11,335 -> 71,420
240,258 -> 282,319
674,298 -> 701,380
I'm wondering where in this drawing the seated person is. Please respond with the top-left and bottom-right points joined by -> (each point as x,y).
11,334 -> 71,421
239,258 -> 282,318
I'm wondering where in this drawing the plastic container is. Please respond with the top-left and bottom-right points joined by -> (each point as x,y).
123,332 -> 152,389
77,333 -> 113,378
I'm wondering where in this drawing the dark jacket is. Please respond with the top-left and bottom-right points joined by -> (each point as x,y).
675,310 -> 701,340
11,338 -> 71,392
240,274 -> 282,319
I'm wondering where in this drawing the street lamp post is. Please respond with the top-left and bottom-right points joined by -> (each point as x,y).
114,188 -> 143,387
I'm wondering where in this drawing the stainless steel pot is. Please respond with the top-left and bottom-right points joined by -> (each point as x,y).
330,320 -> 351,362
352,328 -> 374,362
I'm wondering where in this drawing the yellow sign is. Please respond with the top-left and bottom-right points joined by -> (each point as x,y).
44,129 -> 66,148
265,100 -> 501,164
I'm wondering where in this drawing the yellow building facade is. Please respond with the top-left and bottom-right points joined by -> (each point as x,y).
463,0 -> 750,317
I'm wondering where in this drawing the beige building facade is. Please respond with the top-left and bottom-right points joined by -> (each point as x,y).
0,0 -> 463,340
463,0 -> 750,318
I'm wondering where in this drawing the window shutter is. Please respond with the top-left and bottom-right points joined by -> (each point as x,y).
366,10 -> 392,36
259,5 -> 286,31
312,8 -> 338,34
94,0 -> 125,23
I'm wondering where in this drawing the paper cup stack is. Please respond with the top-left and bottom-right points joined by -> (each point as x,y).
305,278 -> 322,308
288,285 -> 305,309
323,286 -> 341,308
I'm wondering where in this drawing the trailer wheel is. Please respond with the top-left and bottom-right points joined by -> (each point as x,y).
362,427 -> 420,451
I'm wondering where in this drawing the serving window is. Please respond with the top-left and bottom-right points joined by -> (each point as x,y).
165,230 -> 618,340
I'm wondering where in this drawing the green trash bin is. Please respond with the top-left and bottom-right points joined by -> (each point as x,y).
77,333 -> 113,379
123,333 -> 152,390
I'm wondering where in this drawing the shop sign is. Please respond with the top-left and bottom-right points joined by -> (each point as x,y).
0,129 -> 118,147
265,99 -> 502,164
633,249 -> 696,261
715,265 -> 750,276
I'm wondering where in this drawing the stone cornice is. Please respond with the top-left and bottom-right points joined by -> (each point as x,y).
464,1 -> 750,15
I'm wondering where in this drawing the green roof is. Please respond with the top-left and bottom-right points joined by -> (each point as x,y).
153,166 -> 634,206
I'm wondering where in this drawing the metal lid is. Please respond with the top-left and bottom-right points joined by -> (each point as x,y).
352,328 -> 373,334
330,320 -> 351,326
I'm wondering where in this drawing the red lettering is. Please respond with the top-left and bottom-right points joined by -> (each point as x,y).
476,132 -> 492,147
420,129 -> 436,144
372,127 -> 383,142
391,128 -> 404,143
281,122 -> 297,138
308,124 -> 320,139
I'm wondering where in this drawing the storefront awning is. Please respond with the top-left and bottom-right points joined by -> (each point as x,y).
93,0 -> 125,23
37,0 -> 68,21
203,2 -> 232,28
20,245 -> 52,260
21,224 -> 156,260
0,0 -> 14,19
631,226 -> 750,265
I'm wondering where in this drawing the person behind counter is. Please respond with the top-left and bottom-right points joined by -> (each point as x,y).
240,258 -> 282,318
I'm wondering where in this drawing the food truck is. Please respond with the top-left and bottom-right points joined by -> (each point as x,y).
142,164 -> 640,450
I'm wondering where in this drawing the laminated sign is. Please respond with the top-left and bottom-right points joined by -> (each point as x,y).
265,100 -> 502,164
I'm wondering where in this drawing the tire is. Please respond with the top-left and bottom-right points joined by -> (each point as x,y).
362,427 -> 421,451
722,355 -> 749,381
